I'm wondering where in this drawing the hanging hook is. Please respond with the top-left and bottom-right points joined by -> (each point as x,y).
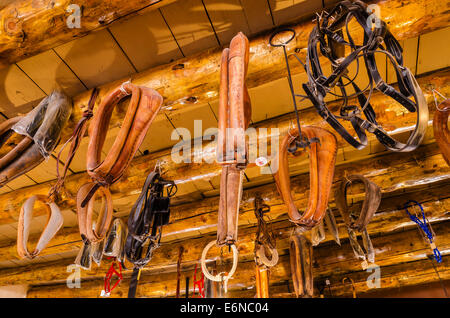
432,89 -> 447,112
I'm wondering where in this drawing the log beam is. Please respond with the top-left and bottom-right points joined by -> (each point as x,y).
0,68 -> 449,226
0,0 -> 175,68
21,222 -> 450,297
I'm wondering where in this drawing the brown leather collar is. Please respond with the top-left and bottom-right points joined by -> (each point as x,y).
216,32 -> 251,246
334,174 -> 381,268
274,126 -> 337,228
289,235 -> 313,298
17,195 -> 64,259
334,174 -> 381,232
433,99 -> 450,166
77,82 -> 163,243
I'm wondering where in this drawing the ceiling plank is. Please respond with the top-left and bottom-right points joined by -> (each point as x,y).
239,0 -> 274,35
417,26 -> 450,75
0,0 -> 177,68
160,0 -> 219,56
16,50 -> 87,97
202,0 -> 251,45
108,9 -> 183,72
267,0 -> 322,25
53,29 -> 136,89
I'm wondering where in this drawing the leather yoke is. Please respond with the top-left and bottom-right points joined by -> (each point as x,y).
433,99 -> 450,166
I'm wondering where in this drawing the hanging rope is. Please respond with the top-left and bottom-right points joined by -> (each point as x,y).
101,257 -> 123,297
193,263 -> 205,298
404,200 -> 442,263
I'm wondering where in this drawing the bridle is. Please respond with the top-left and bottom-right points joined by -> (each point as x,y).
253,194 -> 278,298
301,0 -> 428,151
77,82 -> 163,244
334,174 -> 381,269
124,168 -> 176,298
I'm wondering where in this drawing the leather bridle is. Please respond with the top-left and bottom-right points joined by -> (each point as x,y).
274,126 -> 338,228
302,0 -> 428,151
253,195 -> 277,298
433,98 -> 450,166
0,90 -> 72,187
124,169 -> 176,298
334,174 -> 381,268
77,82 -> 163,244
289,235 -> 314,298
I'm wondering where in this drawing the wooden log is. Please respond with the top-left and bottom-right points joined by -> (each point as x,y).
0,67 -> 449,224
0,0 -> 175,68
23,222 -> 450,297
0,141 -> 448,264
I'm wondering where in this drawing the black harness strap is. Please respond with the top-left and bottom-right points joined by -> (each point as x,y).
125,170 -> 177,298
301,0 -> 427,152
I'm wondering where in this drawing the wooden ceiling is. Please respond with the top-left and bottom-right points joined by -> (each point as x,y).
0,0 -> 449,298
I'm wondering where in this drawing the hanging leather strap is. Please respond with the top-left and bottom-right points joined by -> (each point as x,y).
433,99 -> 450,166
128,267 -> 141,298
289,235 -> 314,298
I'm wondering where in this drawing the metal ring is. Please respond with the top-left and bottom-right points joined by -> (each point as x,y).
200,240 -> 239,282
269,28 -> 296,47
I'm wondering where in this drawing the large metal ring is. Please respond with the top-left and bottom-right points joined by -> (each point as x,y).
269,28 -> 296,47
200,240 -> 239,282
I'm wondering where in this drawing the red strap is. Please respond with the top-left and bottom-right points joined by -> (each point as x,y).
104,257 -> 123,295
193,263 -> 205,298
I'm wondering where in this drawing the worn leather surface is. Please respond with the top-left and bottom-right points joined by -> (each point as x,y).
433,99 -> 450,166
17,195 -> 64,259
289,235 -> 313,298
77,83 -> 163,243
0,90 -> 72,187
334,174 -> 381,266
274,126 -> 337,227
217,32 -> 251,246
334,174 -> 381,232
255,267 -> 270,298
77,182 -> 113,243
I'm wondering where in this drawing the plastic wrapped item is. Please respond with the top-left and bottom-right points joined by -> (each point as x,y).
324,209 -> 340,246
103,218 -> 127,261
91,239 -> 104,266
74,241 -> 92,270
311,220 -> 325,247
348,228 -> 375,270
12,89 -> 72,158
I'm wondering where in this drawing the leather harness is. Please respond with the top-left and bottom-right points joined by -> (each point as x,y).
274,126 -> 338,228
124,170 -> 176,298
433,99 -> 450,166
302,0 -> 428,151
77,82 -> 163,244
216,32 -> 251,247
254,195 -> 278,298
334,174 -> 381,268
0,90 -> 72,187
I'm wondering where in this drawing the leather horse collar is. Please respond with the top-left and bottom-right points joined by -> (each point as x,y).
0,90 -> 72,187
334,174 -> 381,268
17,195 -> 64,259
302,0 -> 428,152
216,32 -> 251,247
125,169 -> 176,298
290,235 -> 314,298
433,98 -> 450,166
274,126 -> 337,228
77,82 -> 163,244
